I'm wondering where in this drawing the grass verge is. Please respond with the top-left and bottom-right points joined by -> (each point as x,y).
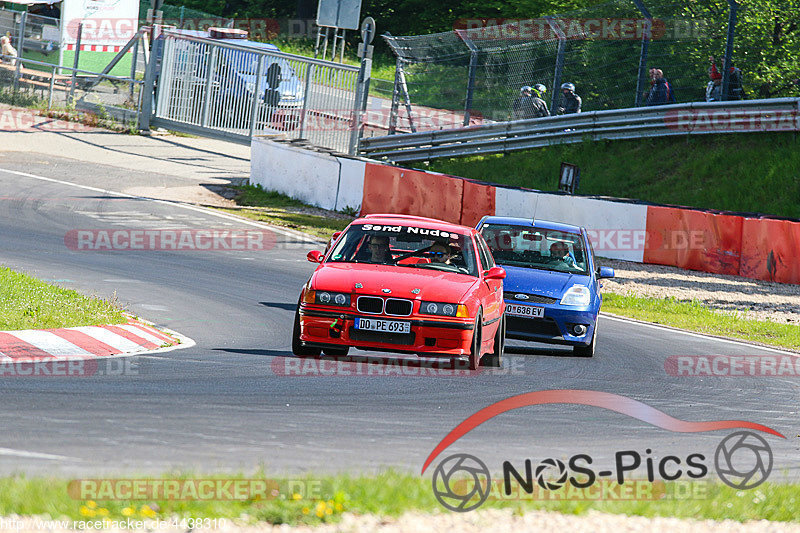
602,293 -> 800,351
0,267 -> 125,330
216,185 -> 353,241
0,472 -> 797,526
426,133 -> 800,219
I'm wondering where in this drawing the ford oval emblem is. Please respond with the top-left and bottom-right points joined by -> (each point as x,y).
382,288 -> 391,294
515,293 -> 529,300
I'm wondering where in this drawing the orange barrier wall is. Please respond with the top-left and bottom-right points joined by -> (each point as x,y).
643,206 -> 743,276
360,163 -> 495,227
359,159 -> 799,285
739,218 -> 800,284
460,180 -> 496,227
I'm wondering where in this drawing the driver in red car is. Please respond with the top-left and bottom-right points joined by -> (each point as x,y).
367,235 -> 393,264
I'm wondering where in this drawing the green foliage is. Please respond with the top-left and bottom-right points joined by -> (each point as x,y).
428,132 -> 800,219
218,184 -> 352,240
603,293 -> 800,351
0,473 -> 798,524
0,267 -> 126,330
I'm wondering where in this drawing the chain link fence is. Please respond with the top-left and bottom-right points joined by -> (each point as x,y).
381,0 -> 757,128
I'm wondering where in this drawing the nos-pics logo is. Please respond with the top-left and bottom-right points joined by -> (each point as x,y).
424,390 -> 783,512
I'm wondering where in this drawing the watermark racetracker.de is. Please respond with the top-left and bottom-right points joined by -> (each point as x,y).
0,109 -> 97,133
453,17 -> 709,41
423,390 -> 783,512
271,354 -> 526,377
64,229 -> 277,252
68,478 -> 330,501
666,355 -> 800,377
0,357 -> 139,377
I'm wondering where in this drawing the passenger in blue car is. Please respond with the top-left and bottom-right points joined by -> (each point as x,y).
549,241 -> 577,268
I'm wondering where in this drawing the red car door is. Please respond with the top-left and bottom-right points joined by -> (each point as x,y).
475,234 -> 504,338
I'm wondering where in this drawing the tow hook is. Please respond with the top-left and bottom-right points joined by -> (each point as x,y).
329,317 -> 344,338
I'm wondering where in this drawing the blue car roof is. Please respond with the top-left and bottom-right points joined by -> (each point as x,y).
479,216 -> 583,234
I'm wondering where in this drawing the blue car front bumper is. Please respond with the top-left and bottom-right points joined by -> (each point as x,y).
504,302 -> 598,347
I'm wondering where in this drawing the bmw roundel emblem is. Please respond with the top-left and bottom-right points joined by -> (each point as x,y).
382,288 -> 391,294
515,293 -> 529,300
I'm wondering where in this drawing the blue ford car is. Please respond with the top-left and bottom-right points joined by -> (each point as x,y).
476,217 -> 614,356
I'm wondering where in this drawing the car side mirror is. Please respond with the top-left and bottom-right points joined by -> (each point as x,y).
485,266 -> 506,280
307,250 -> 324,263
598,266 -> 615,279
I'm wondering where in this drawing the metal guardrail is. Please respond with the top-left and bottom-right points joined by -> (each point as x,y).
359,98 -> 800,162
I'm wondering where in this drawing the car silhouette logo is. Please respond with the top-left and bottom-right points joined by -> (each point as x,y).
515,293 -> 529,300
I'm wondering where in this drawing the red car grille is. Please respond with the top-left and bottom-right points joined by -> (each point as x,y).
356,296 -> 413,316
357,296 -> 383,314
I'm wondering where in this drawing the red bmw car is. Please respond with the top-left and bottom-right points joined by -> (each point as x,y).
293,214 -> 507,369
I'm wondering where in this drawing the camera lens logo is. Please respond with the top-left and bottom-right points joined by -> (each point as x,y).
535,458 -> 568,490
431,453 -> 491,512
715,431 -> 773,489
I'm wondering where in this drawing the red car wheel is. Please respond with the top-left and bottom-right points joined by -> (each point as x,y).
292,307 -> 321,357
468,311 -> 482,370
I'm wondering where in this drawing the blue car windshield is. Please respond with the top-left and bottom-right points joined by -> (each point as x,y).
480,224 -> 589,275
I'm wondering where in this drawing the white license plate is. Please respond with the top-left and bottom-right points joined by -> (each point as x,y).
506,303 -> 545,318
355,317 -> 411,334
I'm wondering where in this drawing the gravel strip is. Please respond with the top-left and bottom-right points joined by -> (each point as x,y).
597,258 -> 800,326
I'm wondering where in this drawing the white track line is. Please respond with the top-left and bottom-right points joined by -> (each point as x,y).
0,167 -> 321,243
600,313 -> 800,356
0,447 -> 74,461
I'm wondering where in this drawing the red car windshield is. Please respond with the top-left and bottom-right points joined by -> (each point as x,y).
481,224 -> 589,275
327,224 -> 479,277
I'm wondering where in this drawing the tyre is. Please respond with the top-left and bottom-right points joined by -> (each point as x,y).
573,320 -> 596,357
292,307 -> 321,357
482,315 -> 504,368
468,312 -> 482,370
323,346 -> 349,356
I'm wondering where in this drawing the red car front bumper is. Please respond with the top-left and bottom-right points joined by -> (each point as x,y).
298,305 -> 475,356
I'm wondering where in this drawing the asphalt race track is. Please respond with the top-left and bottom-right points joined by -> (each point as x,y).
0,151 -> 798,484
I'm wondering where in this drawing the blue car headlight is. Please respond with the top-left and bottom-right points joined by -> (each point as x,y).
315,291 -> 351,306
560,285 -> 591,307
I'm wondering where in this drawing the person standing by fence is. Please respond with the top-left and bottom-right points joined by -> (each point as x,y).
511,86 -> 535,120
531,84 -> 550,117
558,83 -> 581,114
0,35 -> 17,66
709,56 -> 744,100
645,69 -> 676,106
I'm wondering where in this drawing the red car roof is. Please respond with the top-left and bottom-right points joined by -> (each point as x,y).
355,214 -> 474,234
